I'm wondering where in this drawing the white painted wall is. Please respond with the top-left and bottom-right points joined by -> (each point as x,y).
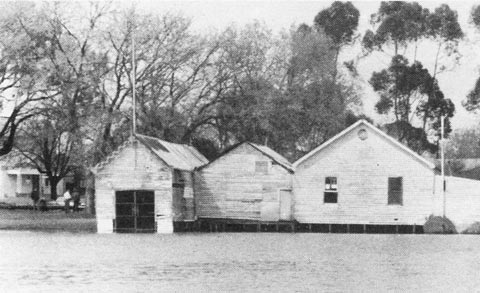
95,142 -> 173,233
294,124 -> 435,226
434,176 -> 480,231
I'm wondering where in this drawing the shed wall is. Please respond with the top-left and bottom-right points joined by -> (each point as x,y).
172,170 -> 195,221
195,144 -> 292,221
95,142 -> 172,233
294,126 -> 435,225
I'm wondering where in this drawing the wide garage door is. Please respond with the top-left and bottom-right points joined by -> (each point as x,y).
115,190 -> 155,233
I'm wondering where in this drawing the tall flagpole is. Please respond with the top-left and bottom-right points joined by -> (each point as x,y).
131,13 -> 136,137
441,115 -> 446,218
131,7 -> 137,170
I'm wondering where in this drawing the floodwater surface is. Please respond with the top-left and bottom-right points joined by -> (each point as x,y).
0,232 -> 479,292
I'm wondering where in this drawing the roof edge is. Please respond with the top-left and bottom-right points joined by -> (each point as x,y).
196,142 -> 294,173
293,120 -> 435,170
248,143 -> 294,173
134,133 -> 208,171
195,142 -> 245,171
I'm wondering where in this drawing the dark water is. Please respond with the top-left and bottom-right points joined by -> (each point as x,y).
0,232 -> 479,292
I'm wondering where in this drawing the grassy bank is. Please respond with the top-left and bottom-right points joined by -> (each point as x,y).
0,209 -> 96,232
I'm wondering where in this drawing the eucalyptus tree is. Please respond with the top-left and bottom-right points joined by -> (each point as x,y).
314,1 -> 359,81
464,5 -> 480,112
369,55 -> 454,152
363,1 -> 461,153
363,1 -> 429,56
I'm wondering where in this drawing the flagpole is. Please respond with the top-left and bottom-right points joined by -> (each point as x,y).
131,16 -> 136,137
131,7 -> 137,170
441,115 -> 445,218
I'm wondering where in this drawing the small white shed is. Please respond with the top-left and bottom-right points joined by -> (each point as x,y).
93,134 -> 208,233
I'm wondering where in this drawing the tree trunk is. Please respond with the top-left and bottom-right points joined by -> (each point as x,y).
332,47 -> 340,83
85,171 -> 96,215
49,177 -> 59,200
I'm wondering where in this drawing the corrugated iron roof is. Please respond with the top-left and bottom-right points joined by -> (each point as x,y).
248,143 -> 294,172
135,134 -> 208,171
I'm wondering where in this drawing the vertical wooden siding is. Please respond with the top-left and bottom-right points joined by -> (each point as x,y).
294,125 -> 435,225
195,144 -> 292,221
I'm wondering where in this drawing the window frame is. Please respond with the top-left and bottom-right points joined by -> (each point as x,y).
387,177 -> 403,205
324,177 -> 338,204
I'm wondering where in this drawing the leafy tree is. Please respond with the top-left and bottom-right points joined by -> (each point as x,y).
0,2 -> 59,156
445,128 -> 480,159
363,2 -> 462,75
16,109 -> 82,200
370,55 -> 454,152
210,23 -> 361,161
426,4 -> 463,74
287,24 -> 336,86
363,1 -> 429,55
464,5 -> 480,112
370,55 -> 431,121
383,121 -> 437,154
363,2 -> 461,154
4,2 -> 112,209
465,77 -> 480,112
314,1 -> 359,80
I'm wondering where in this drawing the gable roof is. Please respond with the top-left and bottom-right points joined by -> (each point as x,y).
198,142 -> 294,172
248,143 -> 294,172
135,134 -> 208,171
93,134 -> 208,173
293,119 -> 436,170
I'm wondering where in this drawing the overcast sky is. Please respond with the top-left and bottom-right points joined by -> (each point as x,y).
130,0 -> 480,130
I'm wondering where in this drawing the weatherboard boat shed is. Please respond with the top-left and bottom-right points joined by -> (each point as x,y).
195,142 -> 294,224
293,120 -> 437,232
93,134 -> 208,233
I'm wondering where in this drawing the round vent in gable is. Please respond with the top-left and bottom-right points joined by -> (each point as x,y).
358,129 -> 368,140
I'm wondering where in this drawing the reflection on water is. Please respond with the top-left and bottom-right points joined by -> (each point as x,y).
1,232 -> 479,292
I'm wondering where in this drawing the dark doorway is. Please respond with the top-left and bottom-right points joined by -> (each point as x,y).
32,175 -> 40,196
115,190 -> 155,233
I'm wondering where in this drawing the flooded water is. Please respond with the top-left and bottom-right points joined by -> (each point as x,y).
1,232 -> 479,292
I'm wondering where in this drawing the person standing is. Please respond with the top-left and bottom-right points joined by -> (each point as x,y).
72,187 -> 80,213
30,189 -> 40,211
64,188 -> 72,213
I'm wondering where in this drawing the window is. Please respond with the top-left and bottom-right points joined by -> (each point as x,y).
388,177 -> 403,205
324,177 -> 338,203
255,161 -> 269,174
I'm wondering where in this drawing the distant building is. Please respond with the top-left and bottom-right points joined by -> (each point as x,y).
195,142 -> 294,223
0,153 -> 70,204
92,134 -> 208,233
293,120 -> 437,228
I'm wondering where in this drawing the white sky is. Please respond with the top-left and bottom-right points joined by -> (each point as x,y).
130,0 -> 480,130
